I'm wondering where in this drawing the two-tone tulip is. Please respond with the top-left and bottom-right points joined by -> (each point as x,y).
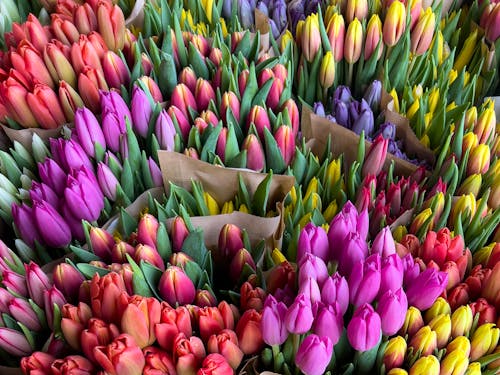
383,336 -> 407,370
158,266 -> 196,306
383,1 -> 406,47
302,13 -> 321,62
344,18 -> 363,64
96,2 -> 125,52
102,51 -> 130,89
365,15 -> 383,60
411,8 -> 436,56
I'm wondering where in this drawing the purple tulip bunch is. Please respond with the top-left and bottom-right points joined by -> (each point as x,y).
11,88 -> 163,255
255,0 -> 288,39
288,0 -> 320,34
260,201 -> 449,374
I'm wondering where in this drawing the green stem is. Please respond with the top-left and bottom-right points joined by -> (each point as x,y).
292,334 -> 300,375
272,344 -> 281,372
347,63 -> 354,87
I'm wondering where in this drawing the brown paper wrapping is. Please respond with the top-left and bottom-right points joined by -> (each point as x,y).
158,151 -> 294,251
0,124 -> 70,152
254,9 -> 279,58
302,98 -> 435,177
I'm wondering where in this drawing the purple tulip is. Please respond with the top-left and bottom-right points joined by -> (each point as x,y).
147,157 -> 163,187
44,286 -> 66,330
298,223 -> 329,263
33,200 -> 71,248
63,139 -> 95,173
348,254 -> 381,308
352,109 -> 374,137
30,182 -> 59,209
270,19 -> 280,39
333,86 -> 352,104
328,203 -> 357,261
379,253 -> 404,296
298,277 -> 322,304
222,0 -> 232,18
62,205 -> 85,241
155,110 -> 176,151
295,334 -> 333,375
131,85 -> 152,138
12,203 -> 41,248
347,304 -> 381,351
2,270 -> 28,297
25,262 -> 51,307
337,231 -> 369,276
363,80 -> 382,112
102,110 -> 126,153
289,0 -> 304,31
9,297 -> 41,330
298,253 -> 329,287
402,253 -> 420,287
304,0 -> 320,16
333,99 -> 349,127
272,0 -> 287,31
406,268 -> 448,310
374,122 -> 396,141
388,140 -> 405,158
376,288 -> 408,336
256,1 -> 269,16
321,273 -> 349,314
97,162 -> 119,200
357,207 -> 369,240
261,295 -> 288,346
274,285 -> 295,307
285,293 -> 314,334
64,174 -> 104,222
74,107 -> 106,157
312,302 -> 343,346
313,102 -> 326,117
370,226 -> 396,257
38,159 -> 67,195
239,0 -> 254,29
0,328 -> 32,356
100,90 -> 132,127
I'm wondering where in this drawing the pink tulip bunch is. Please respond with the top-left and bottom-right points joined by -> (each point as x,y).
0,0 -> 137,129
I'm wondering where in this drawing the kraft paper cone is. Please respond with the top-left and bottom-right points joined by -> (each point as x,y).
1,123 -> 70,152
125,0 -> 146,28
158,151 -> 295,209
302,103 -> 435,177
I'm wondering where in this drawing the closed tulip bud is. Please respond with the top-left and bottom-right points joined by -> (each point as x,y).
159,266 -> 196,306
302,13 -> 321,62
0,327 -> 32,356
10,42 -> 54,89
450,305 -> 473,339
44,286 -> 67,330
411,8 -> 435,56
247,105 -> 271,141
347,303 -> 382,351
327,13 -> 345,62
483,262 -> 500,309
136,214 -> 159,249
267,78 -> 284,111
235,309 -> 263,355
285,293 -> 314,334
440,350 -> 469,375
242,134 -> 265,172
89,227 -> 114,261
57,80 -> 83,121
470,298 -> 496,326
94,334 -> 145,375
11,14 -> 49,53
409,355 -> 439,375
0,78 -> 37,128
467,144 -> 490,175
171,83 -> 197,119
383,336 -> 407,370
44,43 -> 77,88
21,351 -> 55,374
53,263 -> 85,301
485,3 -> 500,42
261,295 -> 288,346
347,0 -> 368,23
179,67 -> 197,94
166,106 -> 190,143
400,306 -> 424,338
195,289 -> 217,308
33,200 -> 72,248
424,297 -> 451,323
470,323 -> 499,360
8,297 -> 41,331
96,2 -> 125,51
220,91 -> 240,123
474,105 -> 495,144
377,288 -> 408,335
218,224 -> 244,259
229,249 -> 256,283
295,334 -> 333,375
143,346 -> 176,374
195,78 -> 215,112
90,272 -> 128,324
12,203 -> 41,248
74,107 -> 105,157
102,51 -> 130,89
207,329 -> 243,369
457,174 -> 482,197
409,326 -> 438,356
428,313 -> 452,348
349,254 -> 381,307
275,125 -> 296,166
365,15 -> 383,60
197,307 -> 225,341
171,216 -> 189,253
155,110 -> 176,151
121,296 -> 161,349
26,83 -> 66,129
78,66 -> 109,112
362,135 -> 388,178
319,51 -> 335,89
344,18 -> 363,64
134,244 -> 165,271
383,1 -> 406,47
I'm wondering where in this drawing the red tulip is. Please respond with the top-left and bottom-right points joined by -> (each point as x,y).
173,332 -> 206,375
155,304 -> 193,351
94,334 -> 145,375
121,295 -> 161,348
235,309 -> 264,355
81,318 -> 120,362
51,355 -> 94,375
90,272 -> 128,325
197,307 -> 225,342
26,83 -> 67,129
143,346 -> 176,375
197,353 -> 233,375
60,302 -> 92,350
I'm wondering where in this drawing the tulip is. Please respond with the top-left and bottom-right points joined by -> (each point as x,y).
89,227 -> 114,261
130,86 -> 153,138
155,305 -> 192,351
158,266 -> 196,306
148,158 -> 163,188
297,222 -> 329,263
409,355 -> 439,375
261,295 -> 288,346
319,51 -> 335,90
482,260 -> 500,309
285,294 -> 314,334
173,332 -> 206,374
121,296 -> 161,348
0,78 -> 37,128
320,273 -> 349,314
195,78 -> 216,112
383,1 -> 406,47
50,355 -> 94,374
230,249 -> 256,283
302,13 -> 321,62
295,334 -> 333,375
440,350 -> 469,375
344,18 -> 363,64
467,144 -> 490,175
136,214 -> 159,249
242,134 -> 265,172
220,91 -> 240,123
142,347 -> 176,374
240,282 -> 266,312
26,83 -> 66,129
327,13 -> 345,62
81,318 -> 121,362
406,268 -> 448,310
207,329 -> 243,369
195,289 -> 217,308
74,107 -> 106,157
234,309 -> 263,355
409,326 -> 437,356
21,352 -> 55,374
197,353 -> 233,375
425,297 -> 451,323
53,263 -> 85,301
312,302 -> 343,346
411,8 -> 435,56
383,336 -> 407,370
78,66 -> 109,112
485,3 -> 500,42
44,43 -> 77,88
171,83 -> 198,119
8,297 -> 41,331
428,313 -> 451,348
64,173 -> 104,222
137,76 -> 162,103
179,67 -> 198,93
275,125 -> 296,166
218,224 -> 244,259
362,135 -> 388,178
12,204 -> 41,248
371,226 -> 396,257
155,110 -> 176,151
10,42 -> 54,88
32,200 -> 72,248
96,2 -> 125,51
247,105 -> 271,141
365,15 -> 383,60
470,298 -> 496,326
0,327 -> 32,356
172,217 -> 189,252
377,288 -> 408,336
399,306 -> 424,338
44,286 -> 66,330
348,254 -> 381,307
70,35 -> 104,75
90,272 -> 128,325
10,14 -> 49,52
58,81 -> 84,122
470,323 -> 499,360
94,334 -> 145,375
347,303 -> 382,351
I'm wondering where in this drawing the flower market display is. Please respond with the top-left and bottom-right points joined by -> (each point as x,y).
0,0 -> 499,374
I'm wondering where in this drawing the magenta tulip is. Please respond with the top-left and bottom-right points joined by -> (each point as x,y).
347,303 -> 382,351
376,288 -> 408,336
261,295 -> 288,346
295,334 -> 333,375
348,254 -> 381,308
285,293 -> 314,334
321,273 -> 349,314
297,223 -> 329,262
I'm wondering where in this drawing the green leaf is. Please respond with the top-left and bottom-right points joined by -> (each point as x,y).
156,223 -> 172,260
125,255 -> 154,297
77,263 -> 110,279
140,262 -> 163,300
263,127 -> 286,174
70,245 -> 100,262
181,229 -> 208,265
252,171 -> 273,217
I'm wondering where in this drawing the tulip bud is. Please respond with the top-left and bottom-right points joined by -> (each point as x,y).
53,263 -> 85,301
33,200 -> 72,248
242,134 -> 265,172
377,288 -> 408,336
247,105 -> 271,141
467,144 -> 490,175
218,224 -> 244,260
158,266 -> 196,306
383,1 -> 406,47
399,306 -> 424,338
302,13 -> 321,62
319,51 -> 335,90
195,78 -> 216,113
409,326 -> 438,356
362,135 -> 388,178
344,18 -> 363,64
470,323 -> 499,360
327,13 -> 345,62
0,327 -> 32,356
295,334 -> 334,375
275,125 -> 296,165
411,8 -> 435,56
383,336 -> 407,370
102,51 -> 130,89
347,303 -> 382,351
220,91 -> 240,123
44,43 -> 77,88
365,15 -> 383,60
409,355 -> 439,375
96,2 -> 125,52
235,309 -> 264,355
